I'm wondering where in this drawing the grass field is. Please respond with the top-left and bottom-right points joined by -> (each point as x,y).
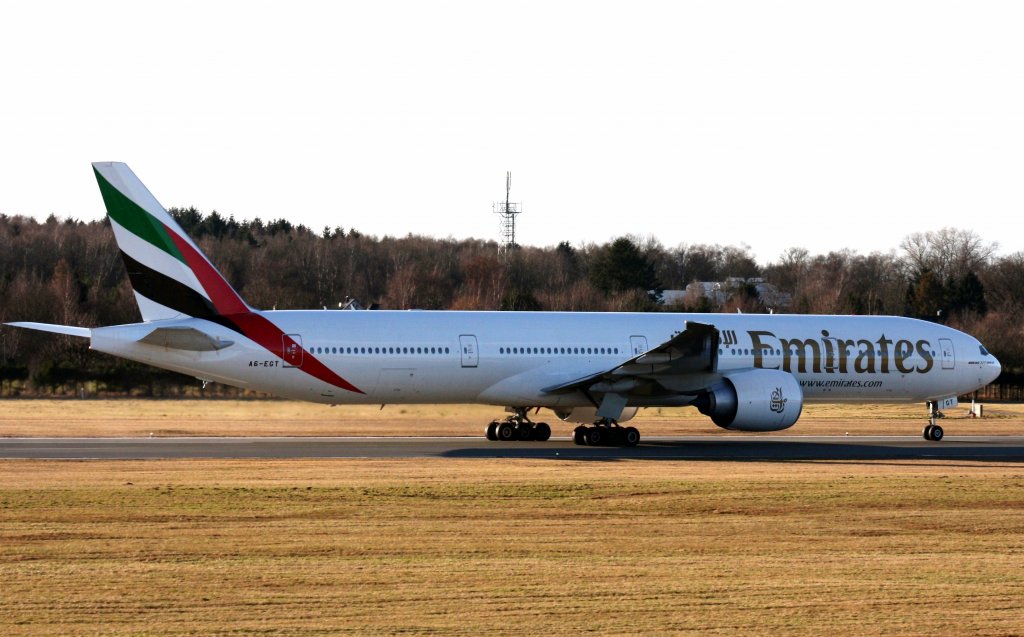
2,459 -> 1023,635
2,401 -> 1023,634
1,399 -> 1023,437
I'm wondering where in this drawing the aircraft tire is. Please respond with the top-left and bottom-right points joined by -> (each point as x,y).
515,422 -> 535,441
923,424 -> 934,441
585,426 -> 603,446
486,422 -> 499,441
533,422 -> 551,442
623,427 -> 640,447
573,426 -> 588,445
497,422 -> 517,442
930,424 -> 944,441
609,427 -> 625,446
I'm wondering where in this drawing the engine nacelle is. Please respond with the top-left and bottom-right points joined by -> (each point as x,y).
553,406 -> 639,424
695,369 -> 803,431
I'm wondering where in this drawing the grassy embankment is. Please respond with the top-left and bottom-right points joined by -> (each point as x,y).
1,399 -> 1022,437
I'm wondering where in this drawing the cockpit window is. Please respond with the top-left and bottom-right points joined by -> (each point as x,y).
980,345 -> 991,356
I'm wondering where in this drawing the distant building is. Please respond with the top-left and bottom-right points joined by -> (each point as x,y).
658,278 -> 791,311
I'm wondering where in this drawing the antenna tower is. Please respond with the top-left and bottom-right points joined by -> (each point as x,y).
493,171 -> 521,255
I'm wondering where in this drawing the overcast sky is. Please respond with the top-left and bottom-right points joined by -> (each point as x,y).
2,1 -> 1022,262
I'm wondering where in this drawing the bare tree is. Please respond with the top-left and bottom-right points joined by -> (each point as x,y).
900,227 -> 997,283
981,252 -> 1024,315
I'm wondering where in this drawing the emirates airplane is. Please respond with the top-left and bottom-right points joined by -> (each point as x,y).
7,163 -> 1002,446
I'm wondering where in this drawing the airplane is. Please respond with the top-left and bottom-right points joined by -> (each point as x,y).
5,163 -> 1002,446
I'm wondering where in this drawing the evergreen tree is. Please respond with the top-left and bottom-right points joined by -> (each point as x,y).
588,237 -> 660,299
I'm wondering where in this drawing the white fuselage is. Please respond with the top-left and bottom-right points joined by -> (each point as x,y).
90,311 -> 1001,408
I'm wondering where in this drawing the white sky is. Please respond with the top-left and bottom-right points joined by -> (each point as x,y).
1,1 -> 1022,263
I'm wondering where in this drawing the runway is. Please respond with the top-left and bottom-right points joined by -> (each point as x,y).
2,436 -> 1023,461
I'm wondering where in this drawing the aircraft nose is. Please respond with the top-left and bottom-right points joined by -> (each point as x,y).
987,356 -> 1002,385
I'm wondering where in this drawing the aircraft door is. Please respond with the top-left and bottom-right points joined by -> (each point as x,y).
282,334 -> 304,368
630,335 -> 649,356
459,334 -> 479,368
939,338 -> 955,370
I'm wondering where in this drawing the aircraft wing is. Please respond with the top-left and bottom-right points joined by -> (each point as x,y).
542,321 -> 719,395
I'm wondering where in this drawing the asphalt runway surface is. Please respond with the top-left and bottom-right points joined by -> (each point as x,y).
2,436 -> 1023,461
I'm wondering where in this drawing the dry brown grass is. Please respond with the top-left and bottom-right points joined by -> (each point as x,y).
1,399 -> 1023,437
2,459 -> 1024,635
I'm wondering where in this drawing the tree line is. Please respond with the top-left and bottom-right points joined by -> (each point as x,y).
1,211 -> 1021,397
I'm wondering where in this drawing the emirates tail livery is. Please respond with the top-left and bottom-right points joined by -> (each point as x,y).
7,163 -> 1002,446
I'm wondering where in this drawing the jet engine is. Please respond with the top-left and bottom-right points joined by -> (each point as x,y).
554,406 -> 639,424
694,369 -> 803,431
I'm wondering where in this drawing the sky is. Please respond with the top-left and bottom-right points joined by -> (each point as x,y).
1,1 -> 1022,263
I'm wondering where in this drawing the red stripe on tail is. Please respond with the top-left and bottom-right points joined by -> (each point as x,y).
164,224 -> 248,315
164,223 -> 363,394
230,313 -> 364,395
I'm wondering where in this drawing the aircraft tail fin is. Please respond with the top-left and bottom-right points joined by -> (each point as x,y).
92,162 -> 250,322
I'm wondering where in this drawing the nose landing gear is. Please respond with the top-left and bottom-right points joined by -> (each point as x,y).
923,402 -> 945,441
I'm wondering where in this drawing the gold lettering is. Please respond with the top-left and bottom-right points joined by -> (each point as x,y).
747,330 -> 779,370
780,338 -> 821,374
876,335 -> 893,374
894,339 -> 915,374
916,339 -> 934,373
854,339 -> 876,374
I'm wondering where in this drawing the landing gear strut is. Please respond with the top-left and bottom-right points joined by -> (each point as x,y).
572,419 -> 640,448
923,402 -> 945,441
486,408 -> 551,442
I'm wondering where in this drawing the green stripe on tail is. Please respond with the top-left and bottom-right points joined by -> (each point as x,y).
93,167 -> 186,264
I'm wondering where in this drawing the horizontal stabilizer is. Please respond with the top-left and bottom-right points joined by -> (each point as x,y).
138,327 -> 234,352
4,322 -> 91,338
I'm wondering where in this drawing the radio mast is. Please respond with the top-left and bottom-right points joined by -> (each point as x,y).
493,171 -> 521,255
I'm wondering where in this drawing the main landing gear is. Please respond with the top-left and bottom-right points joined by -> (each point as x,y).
572,419 -> 640,448
923,402 -> 945,442
486,408 -> 551,442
